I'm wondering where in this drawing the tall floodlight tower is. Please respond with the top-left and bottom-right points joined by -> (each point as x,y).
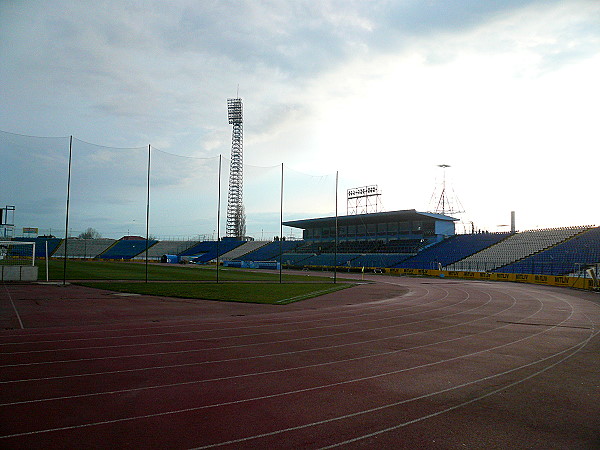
429,164 -> 465,216
226,97 -> 245,239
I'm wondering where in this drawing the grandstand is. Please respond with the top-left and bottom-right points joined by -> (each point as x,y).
283,209 -> 456,244
220,241 -> 270,261
14,237 -> 62,258
7,208 -> 599,282
281,209 -> 456,268
96,238 -> 158,260
53,238 -> 116,259
238,240 -> 302,261
495,226 -> 600,275
179,239 -> 244,263
396,233 -> 511,270
280,253 -> 314,266
281,209 -> 599,278
445,227 -> 590,272
132,240 -> 198,261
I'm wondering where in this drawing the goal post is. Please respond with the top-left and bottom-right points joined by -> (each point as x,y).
0,241 -> 38,281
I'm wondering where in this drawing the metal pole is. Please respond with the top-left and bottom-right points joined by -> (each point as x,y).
279,163 -> 283,284
333,171 -> 339,284
145,144 -> 151,283
62,135 -> 72,286
45,240 -> 49,282
217,155 -> 222,283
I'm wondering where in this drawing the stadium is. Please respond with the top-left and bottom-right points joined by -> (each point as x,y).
3,206 -> 599,290
2,1 -> 599,446
1,110 -> 599,448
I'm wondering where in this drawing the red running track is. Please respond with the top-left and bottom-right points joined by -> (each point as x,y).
1,276 -> 599,449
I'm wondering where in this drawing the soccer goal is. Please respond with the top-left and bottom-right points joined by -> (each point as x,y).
0,241 -> 38,281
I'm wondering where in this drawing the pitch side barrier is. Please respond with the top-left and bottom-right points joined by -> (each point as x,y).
384,268 -> 597,291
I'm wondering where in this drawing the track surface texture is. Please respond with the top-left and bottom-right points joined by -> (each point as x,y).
1,275 -> 599,449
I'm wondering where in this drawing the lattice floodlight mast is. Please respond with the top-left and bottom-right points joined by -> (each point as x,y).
226,98 -> 245,238
429,164 -> 465,215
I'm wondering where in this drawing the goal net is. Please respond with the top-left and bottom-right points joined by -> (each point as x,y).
0,241 -> 35,266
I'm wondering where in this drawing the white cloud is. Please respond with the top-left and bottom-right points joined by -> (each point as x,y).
1,0 -> 599,236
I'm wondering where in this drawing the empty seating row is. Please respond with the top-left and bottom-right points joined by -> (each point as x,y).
135,240 -> 198,260
352,253 -> 411,268
395,233 -> 510,269
238,240 -> 302,261
292,239 -> 422,255
496,226 -> 600,275
97,239 -> 157,260
445,227 -> 589,272
220,241 -> 270,260
53,238 -> 117,259
280,253 -> 315,266
14,237 -> 63,258
183,240 -> 245,263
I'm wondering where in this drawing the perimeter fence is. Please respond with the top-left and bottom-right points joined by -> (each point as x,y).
1,130 -> 340,281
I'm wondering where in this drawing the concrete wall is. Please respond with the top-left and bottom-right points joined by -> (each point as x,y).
0,265 -> 38,281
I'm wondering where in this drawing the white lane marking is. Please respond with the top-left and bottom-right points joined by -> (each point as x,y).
0,288 -> 483,367
0,292 -> 555,413
1,328 -> 591,442
1,289 -> 507,385
0,288 -> 448,350
0,288 -> 467,358
2,283 -> 24,330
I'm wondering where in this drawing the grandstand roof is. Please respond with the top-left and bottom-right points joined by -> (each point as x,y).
283,209 -> 457,229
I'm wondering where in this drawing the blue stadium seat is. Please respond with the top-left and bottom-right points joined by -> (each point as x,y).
495,227 -> 600,275
238,240 -> 302,261
97,239 -> 157,260
179,240 -> 244,263
394,233 -> 510,269
13,237 -> 62,258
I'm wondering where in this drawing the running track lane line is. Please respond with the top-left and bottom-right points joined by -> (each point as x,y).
0,298 -> 577,437
0,328 -> 592,442
197,292 -> 592,449
2,283 -> 24,330
320,313 -> 598,449
0,279 -> 424,340
0,287 -> 491,369
0,284 -> 445,348
0,292 -> 520,406
195,330 -> 597,449
1,290 -> 510,384
0,287 -> 467,359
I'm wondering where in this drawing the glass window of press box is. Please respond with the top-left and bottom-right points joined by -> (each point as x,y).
302,220 -> 437,240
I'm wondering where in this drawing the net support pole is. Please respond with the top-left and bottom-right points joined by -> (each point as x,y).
45,240 -> 49,282
145,144 -> 151,283
62,135 -> 72,286
217,155 -> 222,284
334,170 -> 338,284
279,163 -> 283,284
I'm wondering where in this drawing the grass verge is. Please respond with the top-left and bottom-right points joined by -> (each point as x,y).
79,281 -> 355,304
41,260 -> 348,283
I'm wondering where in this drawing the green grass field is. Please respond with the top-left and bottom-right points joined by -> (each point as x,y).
39,259 -> 339,282
39,259 -> 356,304
79,281 -> 353,304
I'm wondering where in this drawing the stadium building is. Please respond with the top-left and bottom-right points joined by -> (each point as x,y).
283,209 -> 457,247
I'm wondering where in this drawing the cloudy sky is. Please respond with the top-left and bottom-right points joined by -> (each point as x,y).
1,0 -> 599,239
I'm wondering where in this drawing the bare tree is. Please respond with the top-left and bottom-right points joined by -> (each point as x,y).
78,227 -> 101,239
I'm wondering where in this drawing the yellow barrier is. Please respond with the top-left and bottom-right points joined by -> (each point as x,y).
383,268 -> 596,291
